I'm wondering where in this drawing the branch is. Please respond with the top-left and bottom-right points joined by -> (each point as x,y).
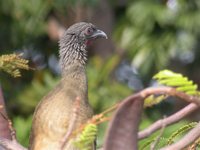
138,103 -> 198,139
102,87 -> 200,149
0,138 -> 27,150
0,88 -> 27,150
160,122 -> 200,150
0,113 -> 27,150
140,87 -> 200,106
188,138 -> 200,150
0,85 -> 11,139
150,116 -> 166,150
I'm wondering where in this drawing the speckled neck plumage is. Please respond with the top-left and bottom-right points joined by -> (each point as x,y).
59,34 -> 87,76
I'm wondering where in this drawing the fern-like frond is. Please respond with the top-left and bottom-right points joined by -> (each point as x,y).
140,139 -> 155,150
0,53 -> 29,77
74,123 -> 97,150
144,95 -> 168,107
140,137 -> 168,149
167,122 -> 198,145
154,70 -> 200,95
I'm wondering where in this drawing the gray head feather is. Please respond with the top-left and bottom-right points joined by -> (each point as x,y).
59,22 -> 94,74
58,22 -> 107,75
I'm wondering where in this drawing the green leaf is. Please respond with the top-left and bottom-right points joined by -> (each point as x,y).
167,122 -> 198,145
144,95 -> 168,107
153,70 -> 200,96
74,123 -> 97,150
140,139 -> 155,150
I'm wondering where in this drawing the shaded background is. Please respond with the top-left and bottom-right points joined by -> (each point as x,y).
0,0 -> 200,148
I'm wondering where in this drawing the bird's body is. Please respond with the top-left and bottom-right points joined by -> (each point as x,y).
29,22 -> 107,150
30,67 -> 93,150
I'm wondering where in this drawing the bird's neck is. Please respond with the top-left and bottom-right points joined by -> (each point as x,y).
61,64 -> 86,79
59,41 -> 87,76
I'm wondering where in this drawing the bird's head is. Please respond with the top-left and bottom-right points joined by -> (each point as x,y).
59,22 -> 107,72
59,22 -> 107,47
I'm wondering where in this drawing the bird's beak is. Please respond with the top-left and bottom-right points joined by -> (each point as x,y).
90,29 -> 108,39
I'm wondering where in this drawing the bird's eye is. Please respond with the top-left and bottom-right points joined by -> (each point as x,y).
85,27 -> 94,35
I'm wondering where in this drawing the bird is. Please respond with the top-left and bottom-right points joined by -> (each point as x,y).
29,22 -> 107,150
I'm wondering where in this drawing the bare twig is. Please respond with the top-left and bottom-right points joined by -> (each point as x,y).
0,104 -> 27,150
160,122 -> 200,150
140,87 -> 200,106
0,85 -> 11,140
138,103 -> 198,139
60,97 -> 81,150
188,138 -> 200,150
137,87 -> 200,140
150,116 -> 166,150
0,104 -> 17,142
100,103 -> 120,116
8,118 -> 17,142
66,103 -> 118,142
0,138 -> 27,150
0,85 -> 27,150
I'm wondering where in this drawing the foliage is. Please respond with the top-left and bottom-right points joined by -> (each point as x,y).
0,0 -> 99,50
139,121 -> 200,149
73,69 -> 200,149
140,70 -> 200,149
1,58 -> 200,149
87,56 -> 132,112
0,0 -> 200,149
139,118 -> 172,149
144,95 -> 167,108
87,56 -> 132,146
0,54 -> 29,77
144,69 -> 200,107
114,0 -> 200,76
154,70 -> 200,95
167,122 -> 198,145
0,0 -> 51,49
16,71 -> 59,113
13,115 -> 32,147
74,124 -> 97,150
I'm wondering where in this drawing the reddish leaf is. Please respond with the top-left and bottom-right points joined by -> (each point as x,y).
104,93 -> 144,150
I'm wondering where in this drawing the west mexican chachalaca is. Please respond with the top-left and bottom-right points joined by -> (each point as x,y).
29,22 -> 107,150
